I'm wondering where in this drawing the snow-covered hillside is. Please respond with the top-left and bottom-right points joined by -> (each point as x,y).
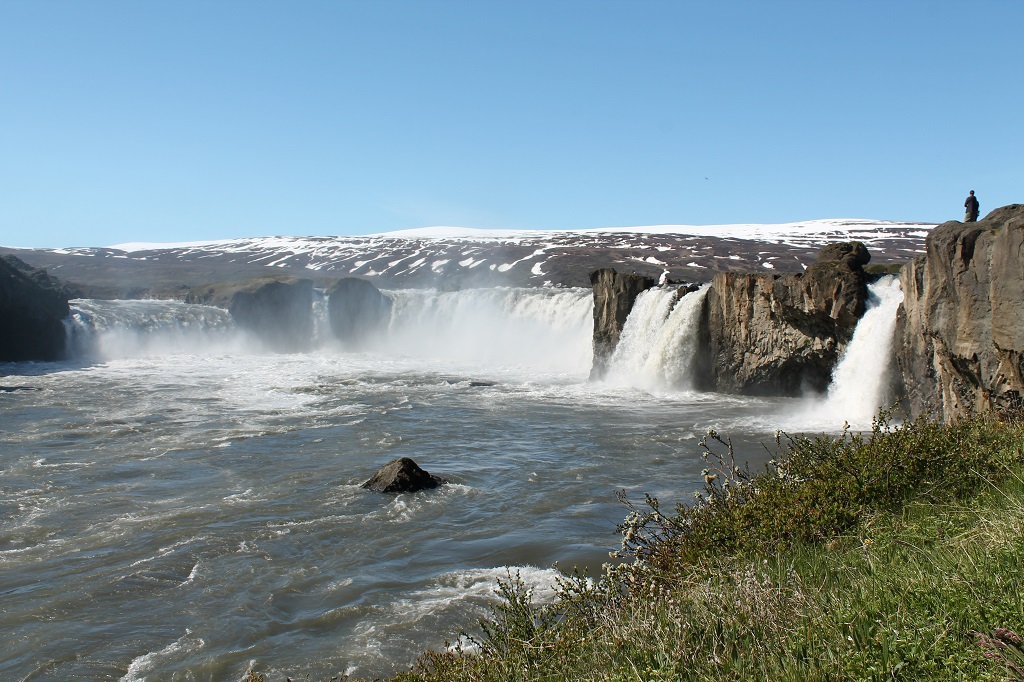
5,219 -> 933,293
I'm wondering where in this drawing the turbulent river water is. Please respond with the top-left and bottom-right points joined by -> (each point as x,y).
0,280 -> 902,681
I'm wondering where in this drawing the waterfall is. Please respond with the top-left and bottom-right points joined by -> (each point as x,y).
813,276 -> 904,426
311,288 -> 331,346
66,299 -> 241,359
64,288 -> 595,374
603,285 -> 709,391
381,287 -> 594,373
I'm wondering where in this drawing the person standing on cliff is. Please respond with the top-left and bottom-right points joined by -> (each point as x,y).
964,190 -> 980,222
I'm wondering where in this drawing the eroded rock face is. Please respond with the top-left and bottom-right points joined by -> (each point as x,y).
327,278 -> 392,349
361,457 -> 446,493
225,279 -> 314,352
897,204 -> 1024,421
589,268 -> 657,379
704,242 -> 870,395
0,255 -> 71,361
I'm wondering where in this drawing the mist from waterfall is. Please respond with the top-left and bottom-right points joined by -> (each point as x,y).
602,285 -> 709,393
65,287 -> 595,376
381,287 -> 593,374
66,299 -> 246,359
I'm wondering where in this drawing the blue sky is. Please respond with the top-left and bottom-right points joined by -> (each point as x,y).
1,0 -> 1021,248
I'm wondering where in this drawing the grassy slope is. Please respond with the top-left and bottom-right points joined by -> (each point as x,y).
385,416 -> 1024,682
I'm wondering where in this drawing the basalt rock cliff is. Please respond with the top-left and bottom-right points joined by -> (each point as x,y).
704,242 -> 871,395
217,278 -> 315,352
897,204 -> 1024,421
327,277 -> 392,349
0,255 -> 71,362
187,276 -> 316,352
589,242 -> 872,395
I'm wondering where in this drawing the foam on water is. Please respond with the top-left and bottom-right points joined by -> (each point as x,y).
343,566 -> 564,676
120,630 -> 206,682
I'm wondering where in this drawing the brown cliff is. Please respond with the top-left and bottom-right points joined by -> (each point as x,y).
703,242 -> 870,395
897,204 -> 1024,421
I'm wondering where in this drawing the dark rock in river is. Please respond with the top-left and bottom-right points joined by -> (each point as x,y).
589,268 -> 658,379
327,277 -> 392,349
361,457 -> 446,493
224,278 -> 314,352
0,255 -> 71,361
897,204 -> 1024,421
703,241 -> 870,395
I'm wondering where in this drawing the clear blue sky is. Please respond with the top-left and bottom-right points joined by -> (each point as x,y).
1,0 -> 1021,248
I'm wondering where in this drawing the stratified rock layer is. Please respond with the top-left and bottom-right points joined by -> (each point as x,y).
589,268 -> 658,379
704,242 -> 870,395
327,278 -> 392,349
897,204 -> 1024,421
0,255 -> 70,361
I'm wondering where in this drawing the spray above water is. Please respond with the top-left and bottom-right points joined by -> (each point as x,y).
381,287 -> 593,374
65,288 -> 595,376
66,299 -> 244,359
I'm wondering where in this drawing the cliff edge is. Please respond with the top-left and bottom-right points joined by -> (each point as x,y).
704,242 -> 870,395
897,204 -> 1024,421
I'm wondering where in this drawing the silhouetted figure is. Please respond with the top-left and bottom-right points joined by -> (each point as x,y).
964,190 -> 980,222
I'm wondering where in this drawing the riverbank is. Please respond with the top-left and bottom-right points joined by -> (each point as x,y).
377,414 -> 1024,681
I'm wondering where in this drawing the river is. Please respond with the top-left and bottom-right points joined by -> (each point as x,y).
0,280 -> 901,680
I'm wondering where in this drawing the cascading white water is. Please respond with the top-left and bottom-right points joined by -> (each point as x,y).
812,276 -> 905,426
64,288 -> 595,374
381,287 -> 594,374
67,299 -> 242,359
310,289 -> 331,346
603,285 -> 709,392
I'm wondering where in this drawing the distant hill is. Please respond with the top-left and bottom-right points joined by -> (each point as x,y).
0,219 -> 933,298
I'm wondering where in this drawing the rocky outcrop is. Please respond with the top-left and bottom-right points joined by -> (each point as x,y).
327,278 -> 392,349
0,255 -> 71,361
589,268 -> 658,379
896,205 -> 1024,421
224,278 -> 314,352
703,242 -> 871,395
188,276 -> 317,352
361,457 -> 447,493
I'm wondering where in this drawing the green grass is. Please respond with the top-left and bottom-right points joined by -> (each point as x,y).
387,415 -> 1024,682
864,263 -> 906,275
